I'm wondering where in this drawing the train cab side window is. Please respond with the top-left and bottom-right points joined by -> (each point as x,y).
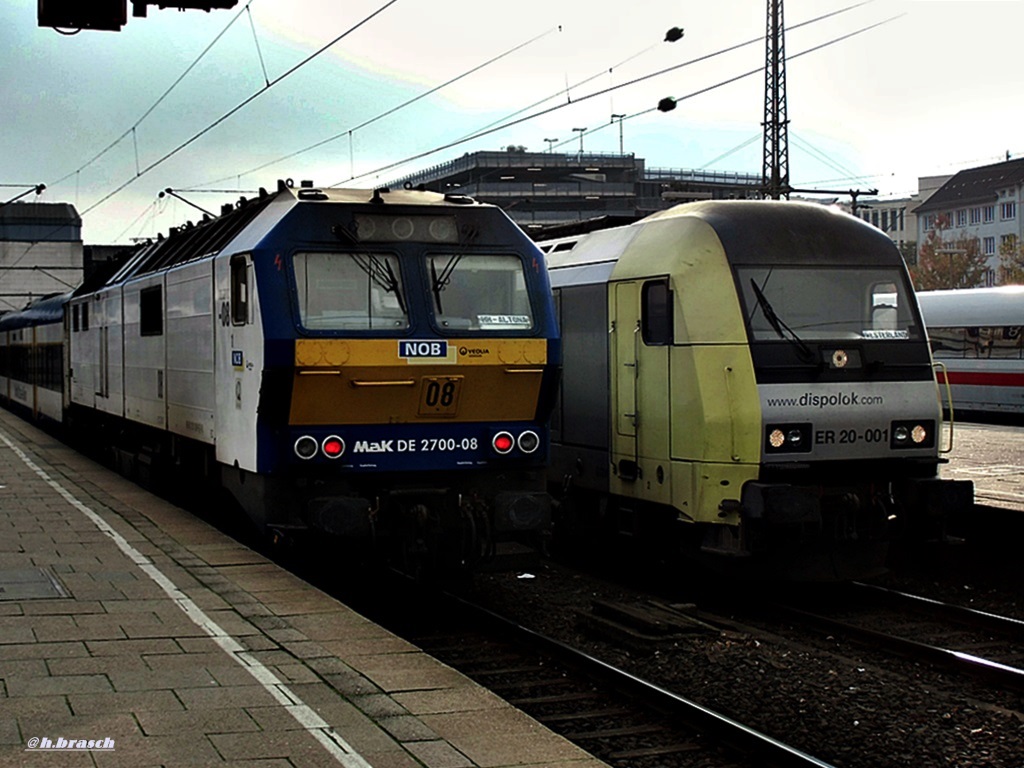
231,256 -> 248,325
870,283 -> 898,330
641,279 -> 673,345
140,286 -> 163,336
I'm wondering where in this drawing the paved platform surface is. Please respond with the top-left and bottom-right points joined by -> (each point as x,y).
942,420 -> 1024,514
0,408 -> 608,768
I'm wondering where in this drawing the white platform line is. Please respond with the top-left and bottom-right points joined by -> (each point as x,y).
0,429 -> 374,768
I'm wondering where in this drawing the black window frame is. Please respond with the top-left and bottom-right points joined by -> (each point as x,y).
231,254 -> 248,325
641,278 -> 673,346
140,285 -> 163,337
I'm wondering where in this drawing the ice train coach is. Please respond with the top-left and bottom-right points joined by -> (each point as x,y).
0,183 -> 561,569
539,200 -> 972,580
916,285 -> 1024,416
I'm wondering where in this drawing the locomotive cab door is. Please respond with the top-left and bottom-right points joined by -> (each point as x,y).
610,279 -> 672,505
611,281 -> 639,478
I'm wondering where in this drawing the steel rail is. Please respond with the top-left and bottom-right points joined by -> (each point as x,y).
437,587 -> 836,768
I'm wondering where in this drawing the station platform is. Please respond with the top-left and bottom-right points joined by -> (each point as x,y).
0,408 -> 607,768
943,421 -> 1024,514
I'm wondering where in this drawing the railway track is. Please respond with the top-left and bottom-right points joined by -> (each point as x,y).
768,581 -> 1024,692
332,571 -> 835,768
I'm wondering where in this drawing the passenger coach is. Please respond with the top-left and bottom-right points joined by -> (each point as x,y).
917,285 -> 1024,416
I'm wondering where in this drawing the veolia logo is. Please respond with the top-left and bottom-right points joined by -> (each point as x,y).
398,340 -> 448,358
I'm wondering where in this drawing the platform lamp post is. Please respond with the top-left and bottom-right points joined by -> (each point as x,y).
572,127 -> 586,161
544,138 -> 558,153
611,114 -> 626,155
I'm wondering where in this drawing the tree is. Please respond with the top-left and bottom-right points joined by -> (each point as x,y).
909,214 -> 990,290
998,236 -> 1024,285
898,240 -> 918,267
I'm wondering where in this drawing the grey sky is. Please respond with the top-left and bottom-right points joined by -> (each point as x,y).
3,0 -> 1022,243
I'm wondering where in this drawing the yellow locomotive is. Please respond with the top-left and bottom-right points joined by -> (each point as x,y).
541,200 -> 972,580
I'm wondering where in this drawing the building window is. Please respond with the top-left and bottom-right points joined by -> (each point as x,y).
922,214 -> 935,230
986,268 -> 996,287
881,211 -> 889,232
984,236 -> 996,256
872,211 -> 879,227
1001,201 -> 1017,220
1002,234 -> 1019,251
969,207 -> 981,225
955,209 -> 967,227
983,205 -> 995,223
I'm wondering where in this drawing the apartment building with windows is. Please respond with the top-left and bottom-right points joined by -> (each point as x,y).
911,157 -> 1024,285
833,175 -> 949,265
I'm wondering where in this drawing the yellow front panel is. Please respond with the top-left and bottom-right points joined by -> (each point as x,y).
289,338 -> 546,425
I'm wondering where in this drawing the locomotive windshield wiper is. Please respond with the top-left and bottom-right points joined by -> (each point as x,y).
351,253 -> 406,314
430,254 -> 463,313
749,277 -> 815,363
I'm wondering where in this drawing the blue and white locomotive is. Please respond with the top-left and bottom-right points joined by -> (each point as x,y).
1,183 -> 561,569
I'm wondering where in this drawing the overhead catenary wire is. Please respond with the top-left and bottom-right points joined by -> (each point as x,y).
76,0 -> 404,219
49,0 -> 258,187
206,23 -> 563,185
196,0 -> 876,192
334,10 -> 901,186
459,0 -> 874,157
791,134 -> 863,182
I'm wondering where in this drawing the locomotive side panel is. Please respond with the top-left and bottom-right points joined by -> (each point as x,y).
214,251 -> 264,473
549,282 -> 610,494
166,261 -> 215,444
93,288 -> 125,418
122,274 -> 167,429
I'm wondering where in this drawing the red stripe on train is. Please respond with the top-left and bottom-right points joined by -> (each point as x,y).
935,370 -> 1024,387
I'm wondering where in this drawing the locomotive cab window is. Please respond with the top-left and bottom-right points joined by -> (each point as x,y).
426,253 -> 533,332
230,255 -> 249,325
738,266 -> 921,342
293,251 -> 408,330
641,279 -> 673,345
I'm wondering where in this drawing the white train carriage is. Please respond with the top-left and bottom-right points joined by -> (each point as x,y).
917,286 -> 1024,416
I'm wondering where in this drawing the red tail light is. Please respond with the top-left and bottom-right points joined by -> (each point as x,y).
492,432 -> 514,454
321,436 -> 345,459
